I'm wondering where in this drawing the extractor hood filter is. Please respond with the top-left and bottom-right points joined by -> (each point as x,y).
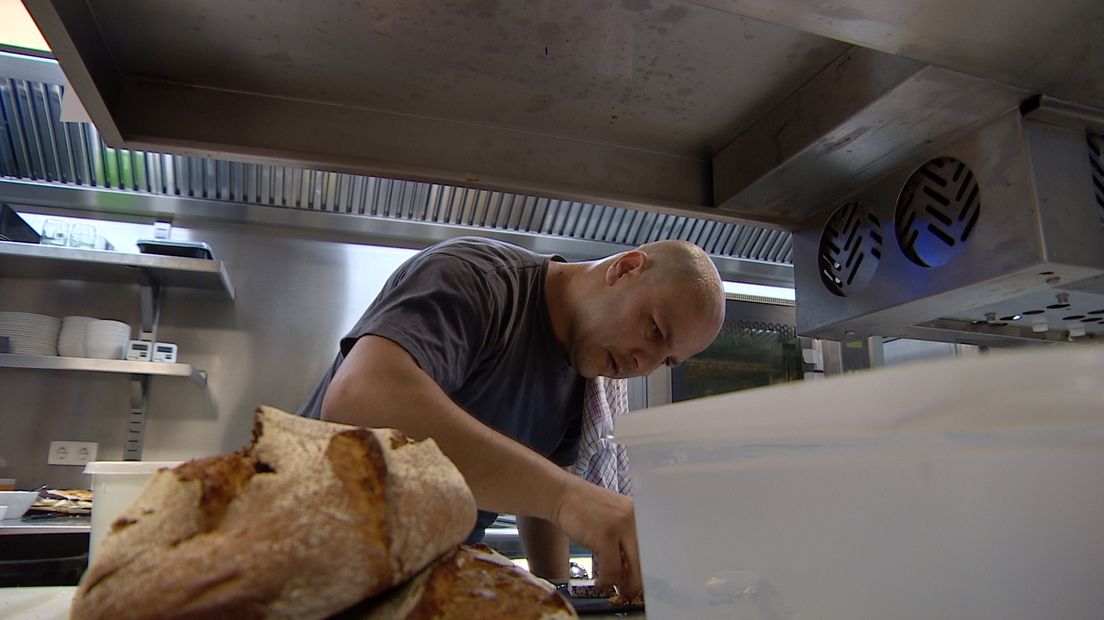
894,156 -> 981,269
817,201 -> 883,297
1089,132 -> 1104,227
794,109 -> 1104,345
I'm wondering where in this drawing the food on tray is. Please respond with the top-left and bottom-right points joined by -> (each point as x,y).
30,489 -> 94,515
567,579 -> 616,599
48,489 -> 93,501
342,543 -> 577,619
609,590 -> 646,606
69,406 -> 478,620
567,578 -> 644,609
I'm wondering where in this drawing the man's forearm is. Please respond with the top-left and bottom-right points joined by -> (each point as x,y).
321,335 -> 571,520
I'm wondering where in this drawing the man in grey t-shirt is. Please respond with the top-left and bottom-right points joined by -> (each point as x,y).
302,235 -> 725,599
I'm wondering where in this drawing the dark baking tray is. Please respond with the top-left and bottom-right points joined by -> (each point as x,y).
136,239 -> 214,260
0,203 -> 41,243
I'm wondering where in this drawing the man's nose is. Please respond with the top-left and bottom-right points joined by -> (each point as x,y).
631,347 -> 665,376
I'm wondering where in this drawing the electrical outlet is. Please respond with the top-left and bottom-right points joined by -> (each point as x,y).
48,441 -> 98,466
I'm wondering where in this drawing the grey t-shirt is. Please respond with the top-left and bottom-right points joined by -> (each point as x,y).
299,237 -> 584,540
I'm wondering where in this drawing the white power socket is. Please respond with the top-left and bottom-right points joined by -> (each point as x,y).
47,441 -> 98,466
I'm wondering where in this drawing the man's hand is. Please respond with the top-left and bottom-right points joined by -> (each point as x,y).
550,478 -> 641,600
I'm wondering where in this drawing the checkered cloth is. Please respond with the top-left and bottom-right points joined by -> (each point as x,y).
572,376 -> 632,495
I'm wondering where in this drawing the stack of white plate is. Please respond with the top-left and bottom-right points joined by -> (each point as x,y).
0,312 -> 61,356
84,320 -> 131,359
58,316 -> 97,357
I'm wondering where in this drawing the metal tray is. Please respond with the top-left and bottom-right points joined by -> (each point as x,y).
136,239 -> 214,260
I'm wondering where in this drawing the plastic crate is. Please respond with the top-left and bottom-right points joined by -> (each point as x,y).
618,346 -> 1104,620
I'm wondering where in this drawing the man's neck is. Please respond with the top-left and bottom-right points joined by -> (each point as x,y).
544,259 -> 602,358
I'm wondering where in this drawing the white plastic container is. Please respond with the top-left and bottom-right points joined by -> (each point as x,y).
617,346 -> 1104,620
0,491 -> 38,520
84,461 -> 180,560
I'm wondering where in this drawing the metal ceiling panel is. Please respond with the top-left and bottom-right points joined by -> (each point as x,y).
693,0 -> 1104,110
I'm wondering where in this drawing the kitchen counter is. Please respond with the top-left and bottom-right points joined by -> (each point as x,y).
0,586 -> 75,619
0,586 -> 644,619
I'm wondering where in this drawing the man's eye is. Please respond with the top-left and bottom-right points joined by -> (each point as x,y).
651,322 -> 661,338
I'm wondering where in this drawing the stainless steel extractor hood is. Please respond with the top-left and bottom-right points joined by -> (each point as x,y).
13,0 -> 1104,346
21,0 -> 1104,228
792,100 -> 1104,345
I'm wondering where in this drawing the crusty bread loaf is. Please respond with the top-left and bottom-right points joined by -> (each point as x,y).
337,544 -> 578,620
70,406 -> 477,620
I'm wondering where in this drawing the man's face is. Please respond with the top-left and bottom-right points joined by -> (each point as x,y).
569,263 -> 720,380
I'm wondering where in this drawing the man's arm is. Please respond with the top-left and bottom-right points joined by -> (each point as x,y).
321,335 -> 641,598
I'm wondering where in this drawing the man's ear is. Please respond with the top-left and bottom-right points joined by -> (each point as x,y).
605,250 -> 647,285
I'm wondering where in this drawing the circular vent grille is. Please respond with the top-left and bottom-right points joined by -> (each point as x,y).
818,201 -> 883,297
895,157 -> 981,268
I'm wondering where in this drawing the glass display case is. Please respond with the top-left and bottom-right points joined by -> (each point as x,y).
672,297 -> 802,401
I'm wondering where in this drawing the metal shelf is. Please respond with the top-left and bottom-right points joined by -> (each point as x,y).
0,354 -> 206,387
0,241 -> 235,299
0,240 -> 228,460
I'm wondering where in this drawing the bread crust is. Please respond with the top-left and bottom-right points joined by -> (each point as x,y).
70,407 -> 477,620
339,544 -> 578,620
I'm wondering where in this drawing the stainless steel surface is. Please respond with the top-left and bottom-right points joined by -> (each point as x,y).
23,0 -> 849,216
0,220 -> 431,490
0,519 -> 90,535
645,365 -> 673,409
0,179 -> 795,287
0,50 -> 62,85
713,48 -> 1028,225
0,354 -> 206,386
22,1 -> 1103,227
792,108 -> 1104,344
126,375 -> 148,460
0,240 -> 234,297
693,0 -> 1104,109
1025,96 -> 1104,137
881,338 -> 978,367
0,238 -> 215,462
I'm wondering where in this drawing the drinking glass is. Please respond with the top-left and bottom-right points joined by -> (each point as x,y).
42,219 -> 69,246
68,222 -> 97,249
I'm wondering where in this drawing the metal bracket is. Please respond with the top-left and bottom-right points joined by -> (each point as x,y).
126,375 -> 150,460
137,269 -> 161,342
130,268 -> 162,460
